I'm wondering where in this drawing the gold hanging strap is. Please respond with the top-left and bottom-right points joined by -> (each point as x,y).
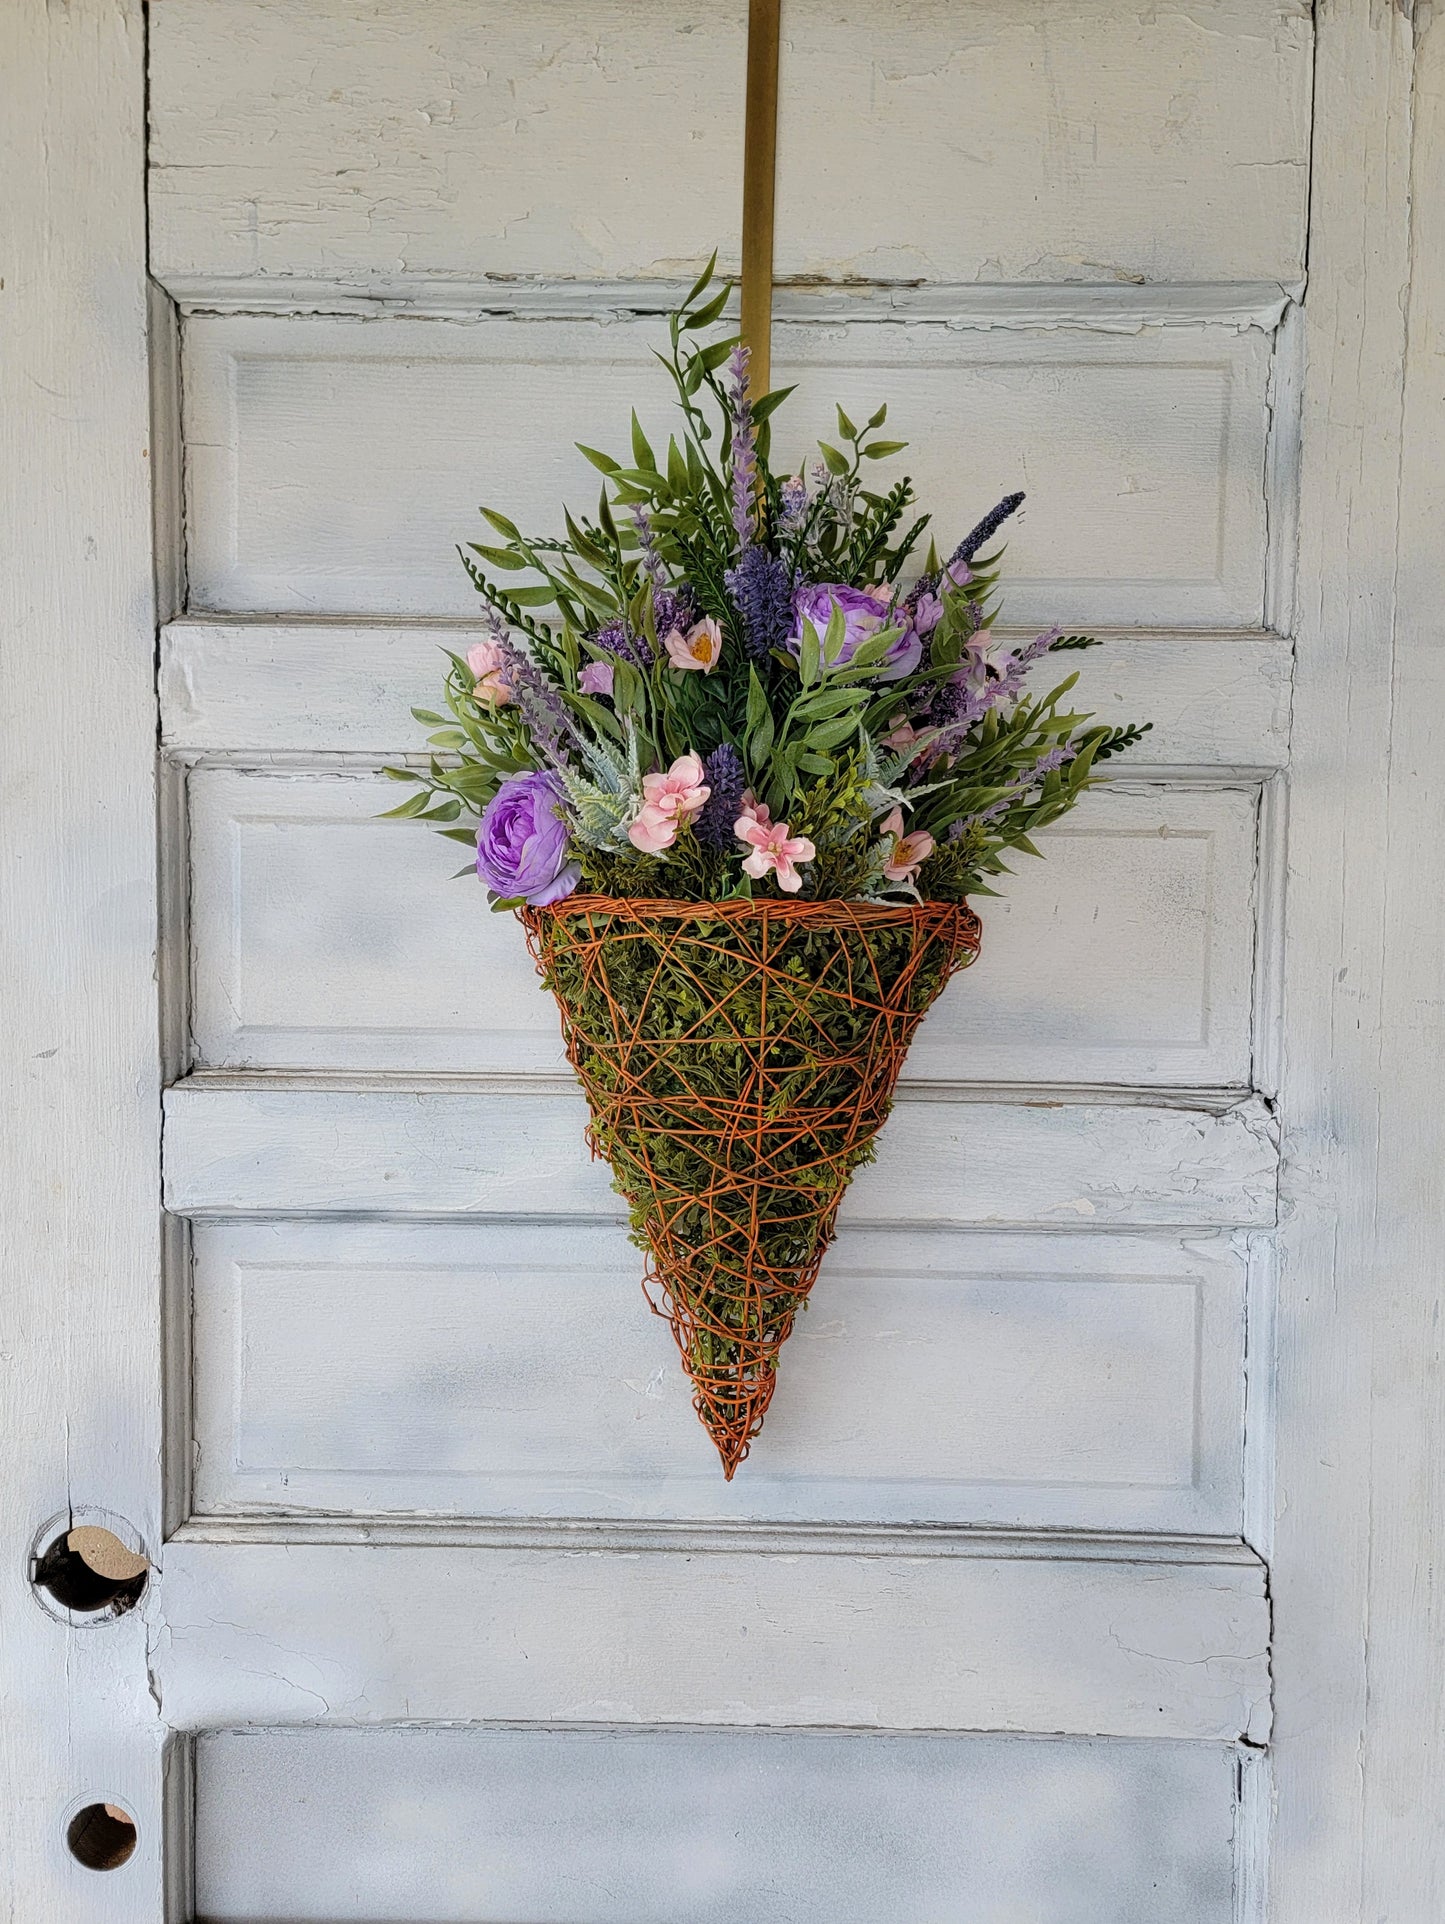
740,0 -> 781,397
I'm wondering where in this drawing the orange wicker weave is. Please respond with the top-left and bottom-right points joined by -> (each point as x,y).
522,894 -> 982,1475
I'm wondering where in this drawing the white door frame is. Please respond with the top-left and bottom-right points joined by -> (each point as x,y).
2,2 -> 1442,1918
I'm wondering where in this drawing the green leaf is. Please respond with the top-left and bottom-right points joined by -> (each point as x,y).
750,384 -> 796,425
479,506 -> 522,541
684,284 -> 732,331
382,764 -> 422,782
862,439 -> 908,459
748,706 -> 776,770
576,443 -> 621,475
805,714 -> 864,753
631,411 -> 656,472
467,542 -> 527,571
866,403 -> 888,430
745,665 -> 768,733
563,511 -> 610,571
506,584 -> 562,607
799,617 -> 821,688
796,686 -> 867,720
378,790 -> 434,819
681,249 -> 719,311
822,600 -> 848,666
819,441 -> 849,476
836,404 -> 858,441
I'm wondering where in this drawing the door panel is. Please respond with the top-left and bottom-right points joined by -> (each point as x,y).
193,1727 -> 1242,1924
161,618 -> 1294,766
147,0 -> 1311,288
186,769 -> 1259,1087
190,1222 -> 1248,1532
180,312 -> 1274,628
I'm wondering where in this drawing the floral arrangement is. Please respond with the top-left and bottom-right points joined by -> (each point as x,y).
388,257 -> 1150,1474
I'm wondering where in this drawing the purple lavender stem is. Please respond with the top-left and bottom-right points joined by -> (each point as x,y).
727,343 -> 758,550
909,492 -> 1026,605
489,634 -> 580,769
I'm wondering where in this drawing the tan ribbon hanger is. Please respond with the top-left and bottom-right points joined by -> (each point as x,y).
740,0 -> 781,396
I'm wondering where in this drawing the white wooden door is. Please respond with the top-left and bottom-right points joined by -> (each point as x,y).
5,2 -> 1444,1918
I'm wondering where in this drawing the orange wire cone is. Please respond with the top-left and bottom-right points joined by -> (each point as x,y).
523,896 -> 981,1475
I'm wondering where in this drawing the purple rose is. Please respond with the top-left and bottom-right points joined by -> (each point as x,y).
476,772 -> 580,906
578,660 -> 614,698
788,583 -> 922,681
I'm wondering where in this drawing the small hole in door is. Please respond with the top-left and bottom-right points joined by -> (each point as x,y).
32,1526 -> 148,1618
66,1802 -> 138,1872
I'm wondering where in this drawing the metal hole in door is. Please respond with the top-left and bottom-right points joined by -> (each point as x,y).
31,1524 -> 148,1619
66,1802 -> 138,1872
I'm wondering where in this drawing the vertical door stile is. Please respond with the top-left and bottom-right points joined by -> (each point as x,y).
0,3 -> 168,1920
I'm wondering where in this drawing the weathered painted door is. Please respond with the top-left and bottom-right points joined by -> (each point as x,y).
6,2 -> 1444,1918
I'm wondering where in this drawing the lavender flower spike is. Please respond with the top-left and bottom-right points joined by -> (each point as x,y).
696,743 -> 747,850
631,504 -> 668,586
491,635 -> 580,772
727,342 -> 758,550
911,492 -> 1026,605
589,617 -> 652,671
725,546 -> 793,663
953,492 -> 1026,567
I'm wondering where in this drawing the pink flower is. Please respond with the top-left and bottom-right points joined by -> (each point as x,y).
879,806 -> 935,884
663,618 -> 723,674
467,638 -> 514,706
882,716 -> 922,754
734,792 -> 771,835
626,752 -> 711,854
735,809 -> 816,894
578,660 -> 614,698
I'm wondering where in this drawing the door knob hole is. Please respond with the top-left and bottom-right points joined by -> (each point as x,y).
32,1525 -> 148,1618
66,1802 -> 137,1872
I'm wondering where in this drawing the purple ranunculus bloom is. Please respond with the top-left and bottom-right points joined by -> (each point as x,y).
788,583 -> 922,681
578,660 -> 614,698
476,772 -> 580,906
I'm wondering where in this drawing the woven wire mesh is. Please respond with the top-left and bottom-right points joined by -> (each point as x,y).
523,895 -> 982,1475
